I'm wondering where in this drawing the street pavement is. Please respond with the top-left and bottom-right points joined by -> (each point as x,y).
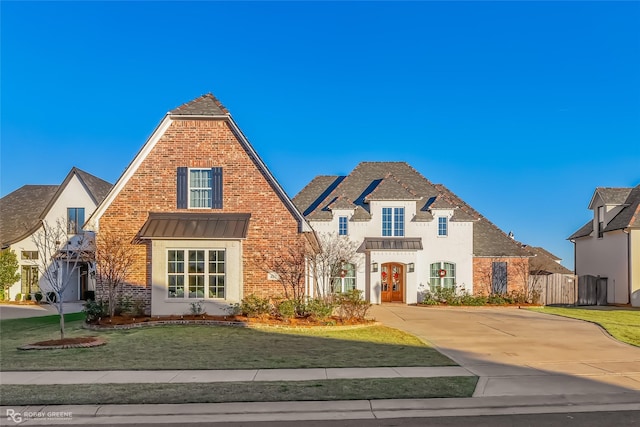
1,304 -> 639,424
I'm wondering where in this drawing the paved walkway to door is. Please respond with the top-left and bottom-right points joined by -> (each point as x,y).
370,304 -> 640,397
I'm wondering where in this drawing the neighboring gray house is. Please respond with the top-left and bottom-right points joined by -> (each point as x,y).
0,167 -> 112,301
294,162 -> 530,304
569,184 -> 640,306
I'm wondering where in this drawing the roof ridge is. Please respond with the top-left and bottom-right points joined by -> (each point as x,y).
170,93 -> 230,115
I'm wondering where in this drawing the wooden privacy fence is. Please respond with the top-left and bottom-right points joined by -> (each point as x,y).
529,274 -> 578,306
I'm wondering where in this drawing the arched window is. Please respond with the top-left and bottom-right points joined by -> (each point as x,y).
332,263 -> 356,293
429,262 -> 456,290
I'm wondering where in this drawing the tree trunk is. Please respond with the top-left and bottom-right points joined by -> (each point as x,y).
58,296 -> 65,340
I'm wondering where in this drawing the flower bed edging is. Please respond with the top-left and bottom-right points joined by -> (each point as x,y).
19,337 -> 106,351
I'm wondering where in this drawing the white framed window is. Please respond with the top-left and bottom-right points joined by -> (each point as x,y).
189,169 -> 213,208
167,249 -> 226,299
429,261 -> 455,290
438,217 -> 448,236
382,207 -> 404,236
338,216 -> 348,236
331,263 -> 356,293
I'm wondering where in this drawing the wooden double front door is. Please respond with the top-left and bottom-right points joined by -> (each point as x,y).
381,262 -> 404,302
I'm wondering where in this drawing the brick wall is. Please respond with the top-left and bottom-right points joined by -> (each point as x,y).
97,118 -> 303,307
472,257 -> 530,295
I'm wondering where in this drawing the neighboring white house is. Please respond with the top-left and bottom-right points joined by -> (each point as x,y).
0,168 -> 112,302
569,185 -> 640,307
294,162 -> 530,304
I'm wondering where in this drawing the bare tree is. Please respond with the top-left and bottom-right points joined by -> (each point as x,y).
256,239 -> 311,307
311,233 -> 360,297
31,219 -> 91,340
94,229 -> 136,317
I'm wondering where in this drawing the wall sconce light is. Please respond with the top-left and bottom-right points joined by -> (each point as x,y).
408,263 -> 415,273
372,262 -> 378,272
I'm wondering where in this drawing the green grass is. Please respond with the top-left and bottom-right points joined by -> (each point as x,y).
0,313 -> 455,370
0,377 -> 477,405
528,306 -> 640,347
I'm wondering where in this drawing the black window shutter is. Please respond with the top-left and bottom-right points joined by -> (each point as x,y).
212,167 -> 223,209
177,167 -> 188,209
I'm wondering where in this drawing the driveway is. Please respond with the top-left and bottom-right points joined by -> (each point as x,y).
0,302 -> 84,320
371,305 -> 640,397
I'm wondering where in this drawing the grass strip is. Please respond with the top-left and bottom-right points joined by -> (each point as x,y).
1,314 -> 454,370
0,377 -> 477,405
528,307 -> 640,347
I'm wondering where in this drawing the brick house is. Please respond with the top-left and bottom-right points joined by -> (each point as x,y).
293,162 -> 530,304
87,94 -> 315,315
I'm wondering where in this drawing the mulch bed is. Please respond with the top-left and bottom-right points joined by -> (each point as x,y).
85,314 -> 376,330
19,336 -> 106,351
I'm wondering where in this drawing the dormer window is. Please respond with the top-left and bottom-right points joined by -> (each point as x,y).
338,216 -> 348,236
597,206 -> 604,238
382,207 -> 404,236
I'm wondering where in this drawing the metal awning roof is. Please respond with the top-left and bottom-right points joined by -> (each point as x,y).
138,213 -> 250,240
359,237 -> 423,252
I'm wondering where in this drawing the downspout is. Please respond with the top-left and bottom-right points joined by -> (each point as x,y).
624,228 -> 631,304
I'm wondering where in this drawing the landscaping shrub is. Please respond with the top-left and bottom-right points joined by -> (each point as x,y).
189,300 -> 206,315
25,293 -> 32,301
131,298 -> 147,316
276,299 -> 297,319
84,290 -> 95,301
334,290 -> 371,320
115,296 -> 133,316
15,293 -> 22,302
306,297 -> 335,320
231,294 -> 273,318
83,299 -> 108,323
34,292 -> 43,302
421,286 -> 487,306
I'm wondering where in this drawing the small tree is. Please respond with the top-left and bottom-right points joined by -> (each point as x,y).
312,233 -> 360,297
0,249 -> 21,300
31,219 -> 91,340
94,229 -> 136,317
256,238 -> 312,313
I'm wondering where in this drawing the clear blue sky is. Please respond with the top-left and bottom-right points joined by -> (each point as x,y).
2,1 -> 639,270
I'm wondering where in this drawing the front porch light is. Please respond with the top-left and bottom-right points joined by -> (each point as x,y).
408,262 -> 415,273
372,262 -> 378,272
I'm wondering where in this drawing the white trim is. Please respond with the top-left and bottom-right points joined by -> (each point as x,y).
86,116 -> 173,231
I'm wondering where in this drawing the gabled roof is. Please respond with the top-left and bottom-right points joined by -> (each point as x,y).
364,174 -> 421,201
589,187 -> 633,208
328,195 -> 356,210
295,162 -> 527,257
570,184 -> 640,239
89,94 -> 312,234
170,93 -> 229,116
522,245 -> 573,275
0,168 -> 112,247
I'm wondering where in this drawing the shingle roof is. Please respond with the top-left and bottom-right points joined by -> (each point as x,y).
595,187 -> 633,206
296,162 -> 527,257
522,245 -> 573,275
0,168 -> 112,247
0,185 -> 59,247
170,93 -> 229,116
604,184 -> 640,231
568,220 -> 593,240
328,195 -> 356,210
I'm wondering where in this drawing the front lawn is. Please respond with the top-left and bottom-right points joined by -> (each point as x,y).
0,313 -> 455,370
1,377 -> 477,405
528,306 -> 640,347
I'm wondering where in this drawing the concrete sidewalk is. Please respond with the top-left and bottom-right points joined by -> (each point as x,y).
0,366 -> 472,385
2,393 -> 640,425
